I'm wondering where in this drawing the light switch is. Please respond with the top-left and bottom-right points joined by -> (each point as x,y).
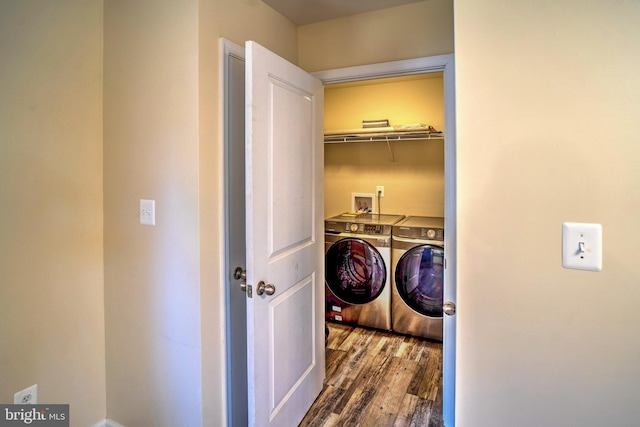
140,199 -> 156,226
562,222 -> 602,271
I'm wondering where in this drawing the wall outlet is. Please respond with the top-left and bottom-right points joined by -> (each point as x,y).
376,185 -> 385,197
14,384 -> 38,404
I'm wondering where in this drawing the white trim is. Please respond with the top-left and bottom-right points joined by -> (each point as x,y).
222,38 -> 245,64
91,419 -> 126,427
219,37 -> 246,427
220,48 -> 457,426
314,54 -> 457,427
311,54 -> 454,84
218,39 -> 246,426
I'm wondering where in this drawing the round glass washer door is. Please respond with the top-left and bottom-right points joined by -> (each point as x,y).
325,238 -> 386,305
394,245 -> 444,318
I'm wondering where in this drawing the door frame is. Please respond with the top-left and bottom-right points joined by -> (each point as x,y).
220,40 -> 457,426
220,38 -> 248,427
313,55 -> 457,427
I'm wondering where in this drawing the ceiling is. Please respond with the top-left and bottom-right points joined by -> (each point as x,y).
261,0 -> 425,26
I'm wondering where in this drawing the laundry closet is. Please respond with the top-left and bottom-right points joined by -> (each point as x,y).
323,72 -> 445,218
323,72 -> 447,341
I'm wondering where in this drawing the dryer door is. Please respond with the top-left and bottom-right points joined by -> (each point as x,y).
395,245 -> 444,317
325,238 -> 386,304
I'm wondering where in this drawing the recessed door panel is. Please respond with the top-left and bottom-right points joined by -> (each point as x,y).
269,77 -> 314,259
270,274 -> 316,413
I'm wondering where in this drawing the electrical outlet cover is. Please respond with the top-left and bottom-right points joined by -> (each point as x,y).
14,384 -> 37,404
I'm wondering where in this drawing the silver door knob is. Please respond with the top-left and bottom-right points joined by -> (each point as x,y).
443,301 -> 456,316
233,267 -> 247,292
256,281 -> 276,296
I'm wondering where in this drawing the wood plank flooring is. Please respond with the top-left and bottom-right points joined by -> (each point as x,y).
299,323 -> 444,427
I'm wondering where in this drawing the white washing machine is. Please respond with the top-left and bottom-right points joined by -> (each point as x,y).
325,213 -> 405,331
391,216 -> 445,341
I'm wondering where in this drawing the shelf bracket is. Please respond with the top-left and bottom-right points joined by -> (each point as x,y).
385,137 -> 395,162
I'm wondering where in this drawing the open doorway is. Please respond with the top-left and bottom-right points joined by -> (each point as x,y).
221,39 -> 456,427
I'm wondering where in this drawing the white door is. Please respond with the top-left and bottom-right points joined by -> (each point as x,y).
245,41 -> 325,427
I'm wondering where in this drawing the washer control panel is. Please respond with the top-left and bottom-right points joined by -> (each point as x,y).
325,221 -> 390,235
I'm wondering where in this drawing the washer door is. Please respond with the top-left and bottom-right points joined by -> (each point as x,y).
325,238 -> 386,304
395,245 -> 444,317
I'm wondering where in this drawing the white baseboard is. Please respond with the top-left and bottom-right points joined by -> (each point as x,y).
91,419 -> 125,427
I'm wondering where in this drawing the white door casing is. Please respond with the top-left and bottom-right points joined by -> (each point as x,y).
313,55 -> 456,427
245,41 -> 325,427
221,39 -> 248,427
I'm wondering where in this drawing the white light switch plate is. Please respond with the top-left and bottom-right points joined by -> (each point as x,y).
562,222 -> 602,271
140,199 -> 156,226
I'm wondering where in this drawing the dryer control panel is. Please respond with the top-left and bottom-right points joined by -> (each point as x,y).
392,216 -> 445,242
394,226 -> 444,241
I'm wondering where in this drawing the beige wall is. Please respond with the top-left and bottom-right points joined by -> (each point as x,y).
324,75 -> 445,217
324,76 -> 444,131
298,0 -> 453,221
298,0 -> 454,71
455,1 -> 640,425
7,1 -> 637,425
103,1 -> 202,425
0,1 -> 106,426
325,141 -> 445,217
104,0 -> 297,426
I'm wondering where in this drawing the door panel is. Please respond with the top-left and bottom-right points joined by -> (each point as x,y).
269,78 -> 314,255
245,41 -> 324,427
270,275 -> 315,407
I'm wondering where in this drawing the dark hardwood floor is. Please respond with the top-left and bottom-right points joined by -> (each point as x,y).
300,322 -> 444,427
